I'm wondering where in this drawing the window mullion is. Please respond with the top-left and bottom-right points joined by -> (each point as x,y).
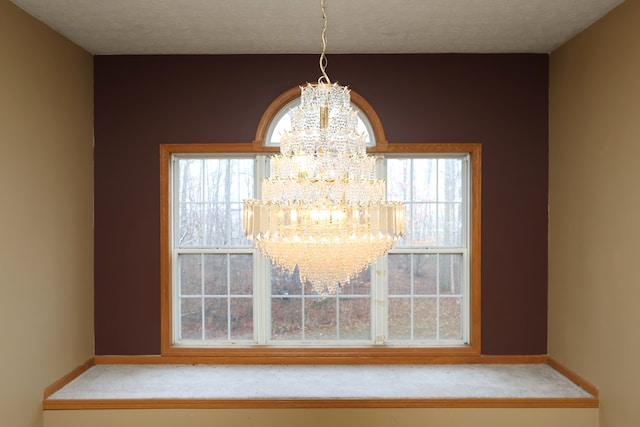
255,254 -> 269,345
255,155 -> 269,345
409,254 -> 414,341
372,257 -> 387,344
173,250 -> 180,343
436,253 -> 441,341
200,160 -> 207,341
301,283 -> 306,340
226,253 -> 231,340
462,155 -> 471,344
201,253 -> 205,341
172,156 -> 181,344
336,289 -> 341,340
373,156 -> 388,345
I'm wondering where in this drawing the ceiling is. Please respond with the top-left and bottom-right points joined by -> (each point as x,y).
11,0 -> 623,55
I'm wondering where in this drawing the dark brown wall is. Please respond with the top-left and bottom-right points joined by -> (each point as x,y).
94,54 -> 548,355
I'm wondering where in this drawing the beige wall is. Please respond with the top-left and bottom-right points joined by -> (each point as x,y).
549,0 -> 640,426
0,1 -> 94,426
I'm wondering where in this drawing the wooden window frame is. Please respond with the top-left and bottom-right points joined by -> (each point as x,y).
159,87 -> 482,362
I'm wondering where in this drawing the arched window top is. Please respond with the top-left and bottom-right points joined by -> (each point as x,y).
254,85 -> 386,150
264,96 -> 376,147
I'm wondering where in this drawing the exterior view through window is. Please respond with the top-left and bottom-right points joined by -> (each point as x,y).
171,154 -> 470,347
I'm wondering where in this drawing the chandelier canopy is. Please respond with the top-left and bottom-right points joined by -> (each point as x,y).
242,0 -> 405,294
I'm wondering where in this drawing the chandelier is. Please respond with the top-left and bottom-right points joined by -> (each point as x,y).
242,0 -> 405,294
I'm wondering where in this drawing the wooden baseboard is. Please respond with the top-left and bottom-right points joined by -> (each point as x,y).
43,357 -> 95,399
546,357 -> 599,398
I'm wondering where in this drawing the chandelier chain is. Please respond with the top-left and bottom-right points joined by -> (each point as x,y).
319,0 -> 331,84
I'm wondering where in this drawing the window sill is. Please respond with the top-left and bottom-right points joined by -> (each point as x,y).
43,356 -> 597,410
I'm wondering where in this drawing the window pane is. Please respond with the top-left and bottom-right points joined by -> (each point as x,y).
388,254 -> 411,295
177,157 -> 254,247
229,202 -> 248,245
339,298 -> 371,340
414,297 -> 437,340
305,297 -> 337,340
414,254 -> 437,295
178,159 -> 203,203
438,202 -> 462,246
439,297 -> 462,340
410,203 -> 437,246
271,266 -> 303,296
412,158 -> 437,202
203,202 -> 224,246
388,297 -> 411,340
204,298 -> 227,340
178,203 -> 204,247
177,159 -> 204,247
229,254 -> 253,295
271,298 -> 302,340
388,157 -> 464,249
438,158 -> 462,202
438,254 -> 463,295
206,159 -> 252,246
230,297 -> 253,339
179,254 -> 202,295
203,254 -> 226,295
203,159 -> 229,203
180,297 -> 202,340
338,268 -> 370,296
386,159 -> 410,202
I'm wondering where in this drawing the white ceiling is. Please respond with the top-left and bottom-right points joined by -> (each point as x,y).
11,0 -> 623,55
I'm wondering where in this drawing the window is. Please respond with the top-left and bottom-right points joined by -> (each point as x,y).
160,88 -> 481,360
170,153 -> 469,347
386,157 -> 468,343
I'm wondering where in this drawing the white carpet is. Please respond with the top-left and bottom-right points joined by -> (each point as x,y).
47,364 -> 593,400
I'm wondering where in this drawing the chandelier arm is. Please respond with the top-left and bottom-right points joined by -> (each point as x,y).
319,0 -> 331,84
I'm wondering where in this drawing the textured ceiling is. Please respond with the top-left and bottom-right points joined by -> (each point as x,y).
11,0 -> 624,55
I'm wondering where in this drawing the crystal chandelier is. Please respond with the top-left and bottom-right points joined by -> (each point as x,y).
242,0 -> 405,294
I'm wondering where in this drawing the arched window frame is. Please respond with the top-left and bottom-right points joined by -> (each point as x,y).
253,85 -> 388,150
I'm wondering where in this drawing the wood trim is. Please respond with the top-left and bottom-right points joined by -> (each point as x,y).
349,89 -> 387,147
547,357 -> 599,398
470,143 -> 482,353
253,85 -> 299,148
94,354 -> 542,366
159,346 -> 481,362
161,142 -> 261,154
159,142 -> 482,361
160,145 -> 172,356
43,397 -> 598,411
107,350 -> 481,365
43,358 -> 95,399
370,142 -> 481,154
